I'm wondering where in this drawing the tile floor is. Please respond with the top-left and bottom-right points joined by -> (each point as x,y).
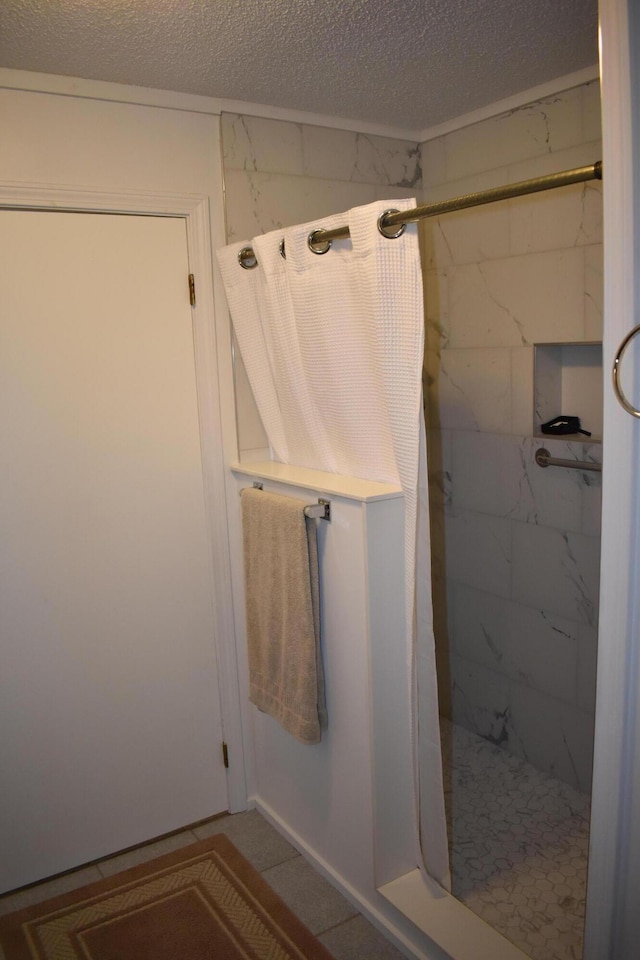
443,720 -> 591,960
0,727 -> 592,960
0,809 -> 407,960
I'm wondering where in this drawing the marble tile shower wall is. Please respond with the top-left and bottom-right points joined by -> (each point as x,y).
220,113 -> 422,458
421,82 -> 602,793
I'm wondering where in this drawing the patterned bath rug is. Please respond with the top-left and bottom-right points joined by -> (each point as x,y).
0,833 -> 334,960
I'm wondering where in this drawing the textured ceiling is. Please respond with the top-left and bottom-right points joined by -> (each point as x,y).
0,0 -> 599,130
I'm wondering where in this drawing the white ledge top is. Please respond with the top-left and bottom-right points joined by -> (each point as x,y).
379,871 -> 527,960
231,461 -> 403,502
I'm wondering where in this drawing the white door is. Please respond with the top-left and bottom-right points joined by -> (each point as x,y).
0,210 -> 229,893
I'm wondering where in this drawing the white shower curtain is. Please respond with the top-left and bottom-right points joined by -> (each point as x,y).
217,199 -> 450,889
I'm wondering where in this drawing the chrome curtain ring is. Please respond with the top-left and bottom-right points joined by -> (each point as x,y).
612,323 -> 640,418
308,229 -> 332,255
238,246 -> 258,269
378,209 -> 406,239
279,239 -> 286,259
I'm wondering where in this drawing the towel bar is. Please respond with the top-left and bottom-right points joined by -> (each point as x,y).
303,499 -> 331,521
241,483 -> 332,521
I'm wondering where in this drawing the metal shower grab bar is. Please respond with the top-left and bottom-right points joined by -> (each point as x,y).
535,448 -> 602,473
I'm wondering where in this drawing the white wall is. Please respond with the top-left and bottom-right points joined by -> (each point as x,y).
1,88 -> 219,192
0,81 -> 247,809
0,86 -> 232,443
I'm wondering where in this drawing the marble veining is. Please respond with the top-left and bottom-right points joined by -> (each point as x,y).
512,524 -> 599,629
424,82 -> 602,803
436,349 -> 512,434
520,102 -> 554,151
222,112 -> 422,188
540,612 -> 575,642
515,442 -> 539,523
508,182 -> 602,260
440,88 -> 587,185
447,432 -> 600,533
452,649 -> 595,792
477,262 -> 530,346
447,249 -> 586,349
352,133 -> 422,187
559,531 -> 595,627
224,114 -> 261,171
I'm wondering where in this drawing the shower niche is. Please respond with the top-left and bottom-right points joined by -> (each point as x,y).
533,341 -> 603,442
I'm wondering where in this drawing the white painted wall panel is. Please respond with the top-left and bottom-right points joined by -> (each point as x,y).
1,78 -> 248,816
0,210 -> 227,890
250,489 -> 377,892
0,88 -> 217,192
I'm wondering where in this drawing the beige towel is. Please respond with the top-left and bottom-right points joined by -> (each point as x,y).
241,488 -> 327,745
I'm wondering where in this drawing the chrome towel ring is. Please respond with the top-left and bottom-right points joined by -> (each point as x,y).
613,324 -> 640,419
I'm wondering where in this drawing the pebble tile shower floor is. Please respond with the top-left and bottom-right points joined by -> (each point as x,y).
443,720 -> 591,959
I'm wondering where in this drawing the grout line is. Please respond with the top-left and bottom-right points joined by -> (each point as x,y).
316,914 -> 360,937
95,829 -> 200,878
4,815 -> 228,899
257,852 -> 303,875
259,853 -> 303,877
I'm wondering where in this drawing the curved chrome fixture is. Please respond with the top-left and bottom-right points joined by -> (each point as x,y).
377,209 -> 406,239
307,229 -> 332,255
612,324 -> 640,419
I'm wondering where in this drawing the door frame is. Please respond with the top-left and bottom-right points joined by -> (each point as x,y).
584,1 -> 640,957
0,183 -> 247,813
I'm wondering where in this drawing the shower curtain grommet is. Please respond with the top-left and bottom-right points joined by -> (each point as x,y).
377,209 -> 406,239
279,239 -> 286,259
307,230 -> 332,255
238,246 -> 258,269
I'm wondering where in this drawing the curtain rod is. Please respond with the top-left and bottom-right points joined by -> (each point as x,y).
237,161 -> 602,269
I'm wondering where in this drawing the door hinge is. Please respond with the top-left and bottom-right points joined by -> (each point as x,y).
222,741 -> 229,769
188,273 -> 196,307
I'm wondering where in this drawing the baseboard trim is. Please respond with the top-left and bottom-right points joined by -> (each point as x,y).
253,796 -> 529,960
252,797 -> 442,960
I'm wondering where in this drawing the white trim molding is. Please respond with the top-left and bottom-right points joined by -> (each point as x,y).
584,1 -> 640,957
0,67 -> 222,116
1,64 -> 600,145
0,67 -> 420,141
418,65 -> 600,143
0,181 -> 248,814
0,182 -> 205,215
